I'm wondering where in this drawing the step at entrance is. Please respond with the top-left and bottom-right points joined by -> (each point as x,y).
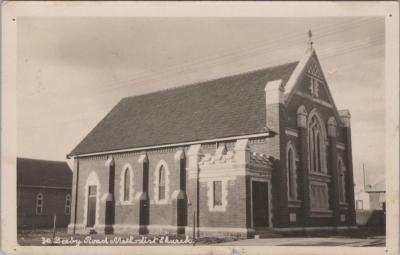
253,228 -> 282,238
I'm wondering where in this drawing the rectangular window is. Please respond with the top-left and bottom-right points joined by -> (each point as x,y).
356,200 -> 363,210
213,181 -> 222,207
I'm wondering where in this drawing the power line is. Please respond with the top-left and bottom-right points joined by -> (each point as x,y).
19,18 -> 382,102
74,17 -> 382,97
19,54 -> 383,129
65,32 -> 384,113
19,34 -> 385,129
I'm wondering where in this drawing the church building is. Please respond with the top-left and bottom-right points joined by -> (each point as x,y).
67,43 -> 356,237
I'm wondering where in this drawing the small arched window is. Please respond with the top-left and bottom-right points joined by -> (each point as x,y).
286,142 -> 298,200
65,194 -> 71,215
36,192 -> 43,215
338,158 -> 346,202
123,168 -> 130,201
159,165 -> 166,201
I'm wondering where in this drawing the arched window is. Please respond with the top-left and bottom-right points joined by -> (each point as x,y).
123,168 -> 130,201
154,161 -> 170,204
159,165 -> 166,201
36,192 -> 43,215
120,164 -> 134,204
308,113 -> 326,174
65,194 -> 71,215
338,158 -> 346,202
286,142 -> 298,200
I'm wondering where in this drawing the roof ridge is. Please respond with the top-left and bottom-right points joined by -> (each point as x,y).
122,61 -> 299,101
17,157 -> 68,164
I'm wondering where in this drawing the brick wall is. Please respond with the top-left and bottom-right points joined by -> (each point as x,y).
75,149 -> 185,228
197,176 -> 247,229
282,75 -> 355,228
18,187 -> 71,228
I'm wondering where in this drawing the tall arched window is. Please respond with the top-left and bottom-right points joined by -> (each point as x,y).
36,192 -> 43,215
286,142 -> 298,200
120,164 -> 134,204
308,113 -> 326,174
65,194 -> 71,215
338,158 -> 346,202
159,165 -> 166,200
154,160 -> 170,204
123,168 -> 130,201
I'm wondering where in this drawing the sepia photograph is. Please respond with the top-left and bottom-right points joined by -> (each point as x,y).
1,2 -> 399,255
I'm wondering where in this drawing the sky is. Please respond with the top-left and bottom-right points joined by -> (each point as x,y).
17,17 -> 385,189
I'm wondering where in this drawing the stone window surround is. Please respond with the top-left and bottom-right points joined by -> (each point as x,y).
119,163 -> 135,205
286,141 -> 299,201
153,160 -> 170,205
307,109 -> 328,175
207,179 -> 228,212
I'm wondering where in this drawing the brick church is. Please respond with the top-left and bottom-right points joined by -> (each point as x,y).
67,42 -> 356,237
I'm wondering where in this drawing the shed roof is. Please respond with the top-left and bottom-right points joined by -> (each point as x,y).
17,157 -> 72,188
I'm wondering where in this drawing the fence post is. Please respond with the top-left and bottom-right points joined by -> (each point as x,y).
52,214 -> 57,244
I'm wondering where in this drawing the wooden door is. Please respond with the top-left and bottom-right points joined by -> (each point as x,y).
252,181 -> 269,227
87,185 -> 97,227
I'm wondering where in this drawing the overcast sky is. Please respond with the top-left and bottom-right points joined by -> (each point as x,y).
17,17 -> 385,188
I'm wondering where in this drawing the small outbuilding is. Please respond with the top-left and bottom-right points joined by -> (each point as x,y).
17,157 -> 73,229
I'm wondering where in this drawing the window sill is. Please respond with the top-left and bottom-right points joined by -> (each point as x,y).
309,172 -> 331,177
311,208 -> 333,212
288,199 -> 302,208
119,200 -> 134,206
152,199 -> 170,205
309,173 -> 331,183
340,202 -> 349,210
209,205 -> 227,212
310,209 -> 333,218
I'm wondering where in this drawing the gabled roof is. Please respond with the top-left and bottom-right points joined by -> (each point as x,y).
284,49 -> 343,124
17,157 -> 72,188
70,62 -> 299,156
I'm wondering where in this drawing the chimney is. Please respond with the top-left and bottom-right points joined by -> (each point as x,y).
264,79 -> 284,130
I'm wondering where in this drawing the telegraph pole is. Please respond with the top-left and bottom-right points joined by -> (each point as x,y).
363,163 -> 366,190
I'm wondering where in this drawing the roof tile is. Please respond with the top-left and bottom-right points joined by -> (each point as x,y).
17,158 -> 72,188
70,62 -> 298,155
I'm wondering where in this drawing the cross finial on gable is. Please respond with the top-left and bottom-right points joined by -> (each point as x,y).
307,29 -> 314,51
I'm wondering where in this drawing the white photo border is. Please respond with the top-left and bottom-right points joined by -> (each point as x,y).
2,2 -> 398,255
